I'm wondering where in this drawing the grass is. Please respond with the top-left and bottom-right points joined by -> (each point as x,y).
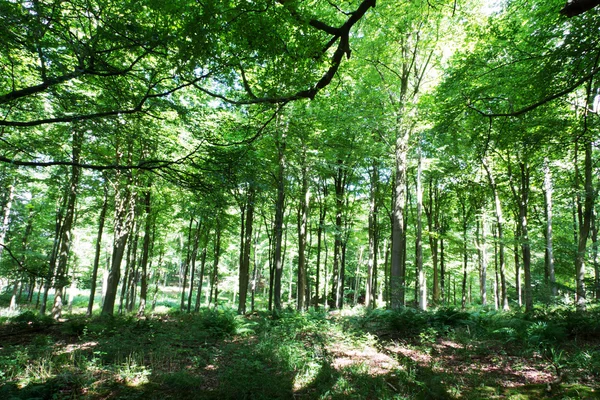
0,305 -> 599,399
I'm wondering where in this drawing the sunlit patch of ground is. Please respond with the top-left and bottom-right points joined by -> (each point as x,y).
383,337 -> 555,389
328,341 -> 400,375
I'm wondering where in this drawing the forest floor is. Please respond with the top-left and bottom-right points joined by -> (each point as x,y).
0,306 -> 599,399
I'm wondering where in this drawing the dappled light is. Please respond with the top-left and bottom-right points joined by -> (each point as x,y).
2,0 -> 600,398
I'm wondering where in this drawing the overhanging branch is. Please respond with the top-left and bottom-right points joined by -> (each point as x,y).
467,64 -> 600,117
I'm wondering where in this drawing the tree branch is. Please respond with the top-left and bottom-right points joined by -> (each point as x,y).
467,64 -> 600,117
560,0 -> 600,17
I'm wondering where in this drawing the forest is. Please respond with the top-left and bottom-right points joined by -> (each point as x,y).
0,0 -> 599,398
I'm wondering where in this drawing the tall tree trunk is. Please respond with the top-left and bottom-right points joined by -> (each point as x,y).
297,155 -> 309,311
332,160 -> 346,309
415,146 -> 426,310
482,157 -> 509,311
195,241 -> 208,312
180,216 -> 194,311
102,140 -> 135,316
425,177 -> 440,305
211,219 -> 222,307
494,228 -> 500,310
118,221 -> 135,314
126,222 -> 140,312
273,131 -> 286,311
440,230 -> 446,305
391,126 -> 409,309
87,181 -> 109,316
40,191 -> 67,315
461,209 -> 468,310
592,209 -> 599,300
366,163 -> 379,308
543,159 -> 557,297
52,130 -> 83,319
0,180 -> 15,259
519,161 -> 533,313
251,228 -> 259,312
514,228 -> 522,307
390,130 -> 409,310
137,186 -> 153,316
315,180 -> 327,307
188,219 -> 201,313
477,214 -> 488,306
575,137 -> 593,311
239,186 -> 255,314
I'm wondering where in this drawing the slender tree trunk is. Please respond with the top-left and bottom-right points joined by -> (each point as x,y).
591,209 -> 599,300
187,219 -> 201,313
52,130 -> 83,319
514,229 -> 522,307
239,186 -> 255,314
41,190 -> 68,315
195,241 -> 208,312
126,222 -> 140,312
516,161 -> 533,313
366,163 -> 379,308
273,131 -> 286,311
211,220 -> 222,307
415,146 -> 426,310
333,160 -> 346,309
297,156 -> 309,311
575,137 -> 593,311
494,229 -> 499,310
440,221 -> 446,304
461,219 -> 468,310
180,216 -> 194,311
477,215 -> 488,306
391,127 -> 408,309
102,141 -> 135,316
0,180 -> 15,259
425,177 -> 440,305
118,224 -> 135,314
251,228 -> 259,312
87,182 -> 109,316
543,159 -> 557,297
323,229 -> 329,307
482,157 -> 509,311
137,186 -> 153,316
315,180 -> 327,307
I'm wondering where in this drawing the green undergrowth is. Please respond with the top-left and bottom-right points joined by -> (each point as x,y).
0,306 -> 598,399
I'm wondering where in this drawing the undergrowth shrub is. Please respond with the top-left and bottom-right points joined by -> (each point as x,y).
196,308 -> 237,336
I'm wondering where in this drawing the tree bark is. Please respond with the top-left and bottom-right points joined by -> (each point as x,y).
482,157 -> 509,311
137,185 -> 153,316
273,130 -> 286,311
477,214 -> 488,306
315,179 -> 327,307
211,218 -> 222,307
297,153 -> 309,311
238,185 -> 255,314
391,127 -> 408,309
366,163 -> 379,308
102,140 -> 135,316
519,161 -> 533,313
415,146 -> 426,310
52,130 -> 83,319
0,180 -> 15,259
187,219 -> 201,313
332,159 -> 347,309
543,159 -> 557,296
425,177 -> 440,305
575,137 -> 593,311
591,209 -> 599,300
87,181 -> 109,316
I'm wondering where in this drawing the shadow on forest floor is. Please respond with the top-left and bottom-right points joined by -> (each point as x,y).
0,308 -> 599,399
